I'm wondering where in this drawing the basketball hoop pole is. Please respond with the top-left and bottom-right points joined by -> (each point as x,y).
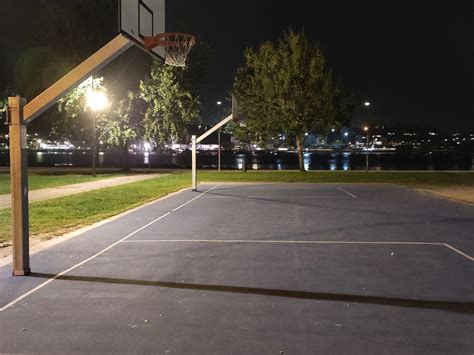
7,96 -> 30,276
8,34 -> 134,276
192,114 -> 233,191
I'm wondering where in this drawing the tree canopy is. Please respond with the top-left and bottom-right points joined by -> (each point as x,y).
56,77 -> 107,143
233,30 -> 349,171
139,60 -> 200,146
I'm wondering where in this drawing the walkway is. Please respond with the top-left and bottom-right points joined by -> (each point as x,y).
0,174 -> 165,209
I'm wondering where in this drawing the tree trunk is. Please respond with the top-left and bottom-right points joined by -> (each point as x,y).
121,144 -> 130,171
296,134 -> 305,172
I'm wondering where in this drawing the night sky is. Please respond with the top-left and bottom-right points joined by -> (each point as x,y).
1,0 -> 472,131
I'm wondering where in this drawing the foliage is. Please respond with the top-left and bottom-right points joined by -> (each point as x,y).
57,77 -> 107,143
15,47 -> 74,100
0,97 -> 6,112
233,30 -> 345,171
13,0 -> 119,137
98,92 -> 143,149
139,60 -> 200,146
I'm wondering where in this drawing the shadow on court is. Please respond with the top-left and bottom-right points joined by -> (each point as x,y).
30,272 -> 474,315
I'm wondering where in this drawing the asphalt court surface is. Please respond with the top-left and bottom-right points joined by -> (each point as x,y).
1,183 -> 473,354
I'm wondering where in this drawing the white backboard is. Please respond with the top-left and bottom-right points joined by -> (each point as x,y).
119,0 -> 166,59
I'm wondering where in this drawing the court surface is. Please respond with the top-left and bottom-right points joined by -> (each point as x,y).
1,183 -> 473,354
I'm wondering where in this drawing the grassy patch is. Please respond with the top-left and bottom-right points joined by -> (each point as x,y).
0,173 -> 190,244
197,170 -> 474,187
0,173 -> 128,195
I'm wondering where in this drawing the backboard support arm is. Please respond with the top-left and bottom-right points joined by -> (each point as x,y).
24,34 -> 133,124
9,34 -> 134,276
192,114 -> 234,191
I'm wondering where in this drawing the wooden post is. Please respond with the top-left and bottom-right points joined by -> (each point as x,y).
8,96 -> 30,276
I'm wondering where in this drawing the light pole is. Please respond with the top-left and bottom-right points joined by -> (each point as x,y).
364,126 -> 369,172
217,100 -> 222,172
86,82 -> 108,177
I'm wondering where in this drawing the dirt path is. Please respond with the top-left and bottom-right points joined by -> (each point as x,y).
0,174 -> 165,209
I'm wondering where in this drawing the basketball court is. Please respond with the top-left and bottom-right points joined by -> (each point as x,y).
3,0 -> 473,352
1,183 -> 473,353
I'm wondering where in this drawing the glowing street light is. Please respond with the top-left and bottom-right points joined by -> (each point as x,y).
86,91 -> 108,111
364,101 -> 371,107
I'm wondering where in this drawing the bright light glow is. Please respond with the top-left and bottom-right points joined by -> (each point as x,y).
144,142 -> 151,151
331,129 -> 335,132
86,91 -> 108,111
364,101 -> 371,107
344,132 -> 349,137
364,126 -> 369,132
217,101 -> 222,105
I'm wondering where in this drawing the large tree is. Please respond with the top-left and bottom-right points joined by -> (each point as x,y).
57,77 -> 107,144
233,30 -> 344,171
139,60 -> 200,146
98,91 -> 145,170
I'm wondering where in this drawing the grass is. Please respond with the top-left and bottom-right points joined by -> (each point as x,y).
0,173 -> 190,244
0,170 -> 472,245
0,173 -> 128,195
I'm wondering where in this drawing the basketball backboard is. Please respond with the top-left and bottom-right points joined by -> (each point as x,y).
119,0 -> 166,59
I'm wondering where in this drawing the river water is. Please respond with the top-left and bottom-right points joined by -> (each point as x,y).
0,149 -> 472,170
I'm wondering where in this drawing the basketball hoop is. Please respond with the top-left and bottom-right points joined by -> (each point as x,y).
143,32 -> 196,67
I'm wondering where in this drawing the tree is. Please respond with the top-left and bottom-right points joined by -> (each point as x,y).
15,0 -> 119,137
98,91 -> 145,170
57,77 -> 107,144
233,30 -> 344,171
0,97 -> 7,135
139,60 -> 200,146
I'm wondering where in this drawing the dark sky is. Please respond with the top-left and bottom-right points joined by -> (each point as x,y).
1,0 -> 473,131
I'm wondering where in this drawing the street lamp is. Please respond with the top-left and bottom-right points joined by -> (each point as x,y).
86,89 -> 108,177
364,126 -> 369,172
364,101 -> 371,107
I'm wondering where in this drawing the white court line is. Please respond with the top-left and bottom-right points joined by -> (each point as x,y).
443,243 -> 474,262
205,195 -> 351,199
172,184 -> 222,212
0,184 -> 221,312
337,187 -> 357,198
122,239 -> 474,262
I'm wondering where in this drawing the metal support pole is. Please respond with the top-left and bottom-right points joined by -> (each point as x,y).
366,133 -> 369,172
218,129 -> 221,172
192,135 -> 197,191
8,96 -> 30,276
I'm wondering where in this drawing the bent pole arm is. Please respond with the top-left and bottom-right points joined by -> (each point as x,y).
24,34 -> 133,124
196,114 -> 234,144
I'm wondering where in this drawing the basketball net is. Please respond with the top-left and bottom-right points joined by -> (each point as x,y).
143,33 -> 196,67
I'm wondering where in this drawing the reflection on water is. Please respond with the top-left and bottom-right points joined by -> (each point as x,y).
144,151 -> 149,165
0,149 -> 472,171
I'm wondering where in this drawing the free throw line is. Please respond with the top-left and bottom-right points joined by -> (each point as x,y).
0,184 -> 221,312
122,239 -> 474,262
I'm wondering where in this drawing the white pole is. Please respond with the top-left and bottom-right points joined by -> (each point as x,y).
218,129 -> 221,172
192,135 -> 197,191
